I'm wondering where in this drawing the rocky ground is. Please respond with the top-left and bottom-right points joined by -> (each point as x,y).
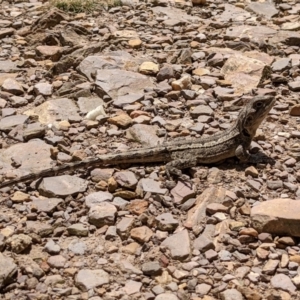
0,0 -> 300,299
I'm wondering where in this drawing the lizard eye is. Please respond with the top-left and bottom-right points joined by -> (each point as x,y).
254,101 -> 263,109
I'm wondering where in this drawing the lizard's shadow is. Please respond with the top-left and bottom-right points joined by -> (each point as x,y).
210,151 -> 275,173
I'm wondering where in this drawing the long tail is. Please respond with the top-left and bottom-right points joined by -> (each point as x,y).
0,145 -> 171,189
0,157 -> 103,189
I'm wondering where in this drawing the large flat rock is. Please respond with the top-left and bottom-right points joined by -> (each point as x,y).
151,6 -> 200,24
23,98 -> 80,125
95,69 -> 155,100
251,199 -> 300,237
218,4 -> 251,22
0,115 -> 29,132
246,2 -> 278,19
0,139 -> 53,178
269,30 -> 300,46
0,60 -> 22,73
77,51 -> 142,81
221,54 -> 271,94
225,25 -> 277,44
38,175 -> 88,197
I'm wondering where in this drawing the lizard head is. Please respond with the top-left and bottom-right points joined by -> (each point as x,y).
239,95 -> 276,138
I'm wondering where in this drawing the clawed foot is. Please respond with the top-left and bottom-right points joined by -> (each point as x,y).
161,180 -> 177,189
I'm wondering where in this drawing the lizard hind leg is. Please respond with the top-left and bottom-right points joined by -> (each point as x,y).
165,157 -> 198,180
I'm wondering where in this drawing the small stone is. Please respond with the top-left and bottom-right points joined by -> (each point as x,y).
142,261 -> 162,276
290,104 -> 300,116
128,39 -> 142,49
67,223 -> 89,237
288,81 -> 300,92
47,255 -> 66,269
44,239 -> 60,255
88,202 -> 117,227
220,289 -> 243,300
127,199 -> 148,215
262,259 -> 279,275
195,283 -> 211,296
245,166 -> 258,177
2,78 -> 24,95
267,180 -> 283,190
139,62 -> 159,75
130,226 -> 153,243
123,280 -> 142,295
34,82 -> 53,96
155,213 -> 179,231
161,229 -> 190,261
108,113 -> 132,128
270,273 -> 296,292
75,269 -> 109,291
205,249 -> 218,261
6,234 -> 32,253
0,253 -> 18,289
10,191 -> 30,203
171,75 -> 192,91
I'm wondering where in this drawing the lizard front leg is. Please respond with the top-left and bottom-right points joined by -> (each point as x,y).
235,145 -> 250,162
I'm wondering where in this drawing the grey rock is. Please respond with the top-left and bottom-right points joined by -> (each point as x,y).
44,239 -> 60,255
10,95 -> 28,107
171,180 -> 195,204
114,171 -> 138,189
0,115 -> 29,132
251,198 -> 300,237
267,180 -> 283,190
190,105 -> 213,118
67,223 -> 89,237
78,96 -> 105,114
88,202 -> 117,227
137,178 -> 167,195
68,240 -> 87,255
288,81 -> 300,92
31,197 -> 63,213
47,255 -> 66,268
220,289 -> 243,300
24,98 -> 80,125
195,283 -> 212,296
0,253 -> 17,289
142,262 -> 162,276
39,175 -> 88,197
34,82 -> 53,96
95,69 -> 154,100
105,226 -> 117,240
2,78 -> 24,95
123,280 -> 142,295
26,221 -> 53,237
85,191 -> 113,208
155,213 -> 179,231
272,58 -> 291,72
161,229 -> 190,260
270,273 -> 296,292
219,4 -> 251,22
127,124 -> 161,147
246,2 -> 278,19
75,269 -> 109,291
116,217 -> 135,238
155,293 -> 179,300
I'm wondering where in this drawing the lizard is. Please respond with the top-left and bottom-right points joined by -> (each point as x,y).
0,95 -> 276,189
